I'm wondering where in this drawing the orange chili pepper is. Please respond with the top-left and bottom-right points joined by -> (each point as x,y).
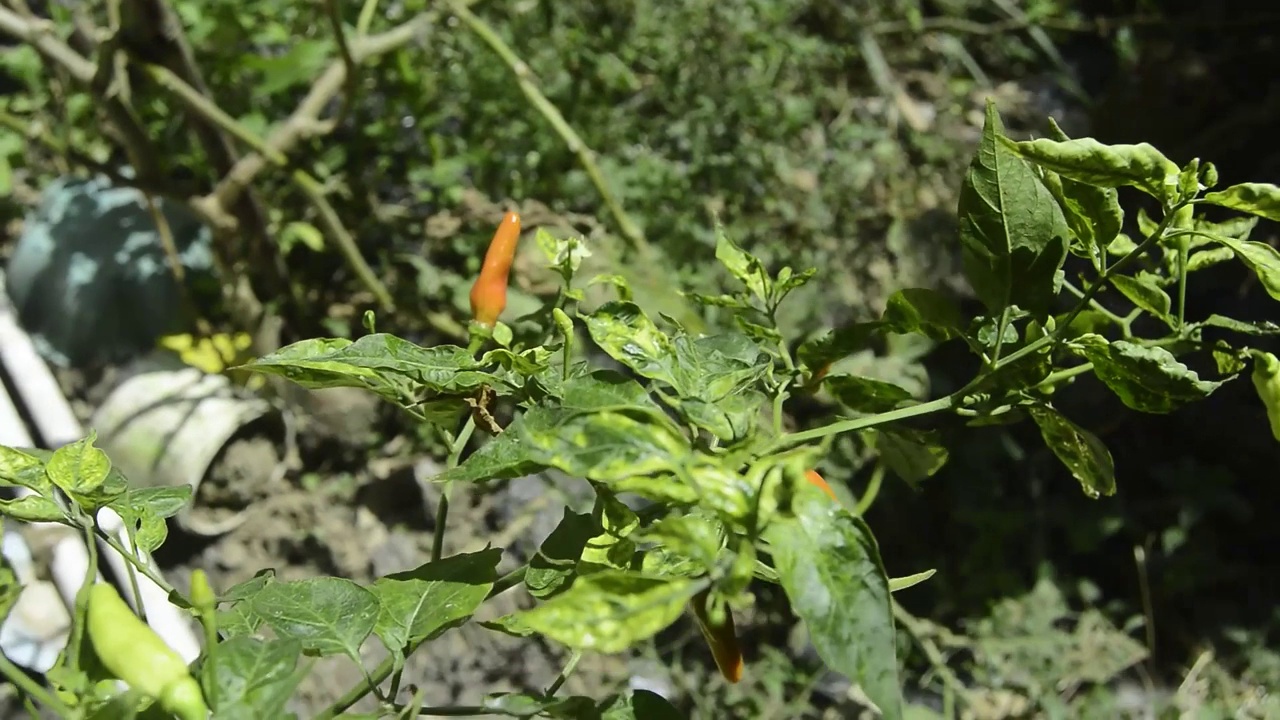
689,587 -> 744,684
469,211 -> 522,328
805,469 -> 838,502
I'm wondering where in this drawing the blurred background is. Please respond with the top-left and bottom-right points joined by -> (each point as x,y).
2,0 -> 1279,717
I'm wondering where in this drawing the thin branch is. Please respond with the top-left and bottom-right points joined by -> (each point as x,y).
447,0 -> 653,258
0,5 -> 161,180
144,62 -> 397,312
323,0 -> 359,128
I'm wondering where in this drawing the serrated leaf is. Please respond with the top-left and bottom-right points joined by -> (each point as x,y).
1012,135 -> 1179,200
763,483 -> 902,720
876,428 -> 948,486
240,335 -> 492,405
1071,335 -> 1223,413
826,375 -> 914,413
1110,274 -> 1171,321
1203,182 -> 1280,222
201,636 -> 305,720
372,548 -> 499,653
250,578 -> 380,661
959,101 -> 1070,318
508,571 -> 695,654
1199,232 -> 1280,302
526,509 -> 596,599
1028,405 -> 1116,498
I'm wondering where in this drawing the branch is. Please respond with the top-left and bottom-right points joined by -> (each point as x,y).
446,0 -> 653,258
0,5 -> 162,181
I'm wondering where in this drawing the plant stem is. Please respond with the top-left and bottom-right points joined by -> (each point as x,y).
1060,278 -> 1130,334
0,652 -> 72,716
771,395 -> 954,451
544,651 -> 581,696
447,0 -> 651,258
94,528 -> 177,595
854,462 -> 885,516
435,417 -> 477,562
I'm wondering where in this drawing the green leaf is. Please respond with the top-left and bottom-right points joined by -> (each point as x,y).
958,101 -> 1070,318
876,428 -> 948,486
1028,405 -> 1116,498
798,321 -> 883,373
0,446 -> 51,494
240,335 -> 492,404
243,39 -> 333,95
250,577 -> 380,661
636,512 -> 723,577
1070,335 -> 1224,413
1042,170 -> 1123,269
279,221 -> 325,252
116,486 -> 193,519
1203,182 -> 1280,222
0,539 -> 19,626
201,636 -> 305,720
1199,232 -> 1280,302
517,407 -> 689,484
881,289 -> 965,341
1198,315 -> 1280,336
560,371 -> 662,413
0,494 -> 67,523
600,689 -> 686,719
1011,135 -> 1179,200
888,569 -> 936,593
1110,274 -> 1171,322
581,490 -> 641,571
526,509 -> 596,599
45,433 -> 111,496
508,571 -> 695,654
764,483 -> 902,720
714,221 -> 769,302
479,693 -> 597,718
583,302 -> 680,388
826,375 -> 914,413
371,548 -> 499,653
430,429 -> 546,485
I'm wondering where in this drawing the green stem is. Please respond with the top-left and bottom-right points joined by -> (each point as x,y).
854,462 -> 885,516
544,651 -> 582,696
770,395 -> 954,452
1177,240 -> 1189,330
95,528 -> 178,596
1061,278 -> 1130,335
435,417 -> 477,562
0,652 -> 72,716
991,306 -> 1010,362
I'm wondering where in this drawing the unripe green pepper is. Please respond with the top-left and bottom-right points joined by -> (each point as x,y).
86,583 -> 209,720
1251,351 -> 1280,442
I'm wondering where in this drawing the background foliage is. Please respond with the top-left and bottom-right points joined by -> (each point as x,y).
2,0 -> 1280,718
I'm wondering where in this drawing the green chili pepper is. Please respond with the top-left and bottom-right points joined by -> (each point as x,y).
86,582 -> 209,720
1252,351 -> 1280,442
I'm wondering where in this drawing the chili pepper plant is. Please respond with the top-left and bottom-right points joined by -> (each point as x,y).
4,102 -> 1280,719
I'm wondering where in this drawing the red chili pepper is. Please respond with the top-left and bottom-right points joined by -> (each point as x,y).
689,587 -> 744,684
469,211 -> 522,328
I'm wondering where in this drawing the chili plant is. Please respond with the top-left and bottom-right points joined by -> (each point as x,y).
4,101 -> 1280,718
